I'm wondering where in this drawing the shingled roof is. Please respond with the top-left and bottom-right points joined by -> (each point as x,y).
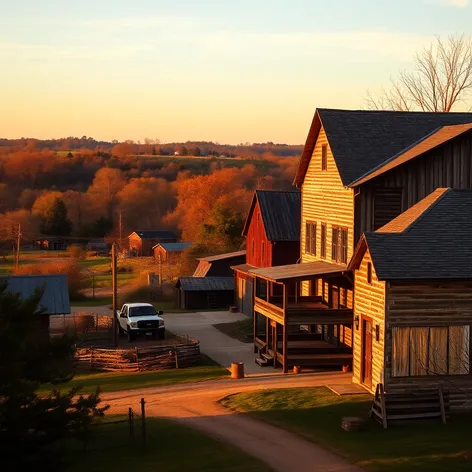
176,277 -> 234,291
349,188 -> 472,280
242,190 -> 301,241
294,109 -> 472,187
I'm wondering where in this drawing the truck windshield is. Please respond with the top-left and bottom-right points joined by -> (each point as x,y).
128,306 -> 157,317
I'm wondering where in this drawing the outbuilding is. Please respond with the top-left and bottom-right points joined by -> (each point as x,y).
176,277 -> 234,310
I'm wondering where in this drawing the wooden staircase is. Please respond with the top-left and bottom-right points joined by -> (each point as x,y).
254,341 -> 273,367
370,383 -> 448,429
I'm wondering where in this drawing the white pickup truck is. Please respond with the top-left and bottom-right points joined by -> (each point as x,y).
116,303 -> 165,342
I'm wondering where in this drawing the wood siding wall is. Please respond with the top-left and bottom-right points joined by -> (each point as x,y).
384,280 -> 472,410
353,249 -> 386,392
246,202 -> 272,267
357,133 -> 472,238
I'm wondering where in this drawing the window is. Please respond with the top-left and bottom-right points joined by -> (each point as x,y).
367,263 -> 372,284
305,221 -> 316,255
332,226 -> 348,264
392,326 -> 470,377
321,144 -> 328,171
320,223 -> 327,259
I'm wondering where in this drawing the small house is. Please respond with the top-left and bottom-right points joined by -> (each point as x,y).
86,240 -> 109,255
193,250 -> 246,277
153,242 -> 192,263
349,188 -> 472,410
176,277 -> 234,310
233,190 -> 301,316
127,230 -> 177,256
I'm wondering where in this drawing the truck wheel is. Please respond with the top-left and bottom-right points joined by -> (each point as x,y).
127,331 -> 134,342
118,325 -> 125,336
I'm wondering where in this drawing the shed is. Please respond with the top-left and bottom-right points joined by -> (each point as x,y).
176,277 -> 234,310
0,274 -> 71,333
153,242 -> 192,263
35,238 -> 67,251
193,250 -> 246,277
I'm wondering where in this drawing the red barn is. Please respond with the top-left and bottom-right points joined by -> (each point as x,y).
233,190 -> 301,315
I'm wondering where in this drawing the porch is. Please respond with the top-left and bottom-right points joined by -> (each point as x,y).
249,261 -> 354,373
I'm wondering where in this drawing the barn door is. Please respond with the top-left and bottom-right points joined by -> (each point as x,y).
362,319 -> 373,388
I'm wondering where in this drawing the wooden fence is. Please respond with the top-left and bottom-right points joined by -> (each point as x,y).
75,335 -> 200,372
50,313 -> 113,336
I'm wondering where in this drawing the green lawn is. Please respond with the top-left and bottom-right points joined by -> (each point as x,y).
41,355 -> 228,394
222,387 -> 472,472
63,416 -> 271,472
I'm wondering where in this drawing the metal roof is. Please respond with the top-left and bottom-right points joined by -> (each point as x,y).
152,242 -> 192,252
129,230 -> 176,240
197,250 -> 246,262
176,277 -> 234,291
242,190 -> 301,242
0,274 -> 70,314
249,261 -> 347,283
294,108 -> 472,187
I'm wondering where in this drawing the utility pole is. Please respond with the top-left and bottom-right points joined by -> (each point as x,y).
15,223 -> 21,269
158,254 -> 162,292
112,243 -> 118,347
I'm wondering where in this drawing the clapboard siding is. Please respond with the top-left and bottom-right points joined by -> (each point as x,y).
358,134 -> 472,236
301,126 -> 354,299
353,249 -> 386,391
301,126 -> 355,264
246,203 -> 272,267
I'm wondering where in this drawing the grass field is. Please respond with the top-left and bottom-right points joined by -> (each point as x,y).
63,416 -> 271,472
222,387 -> 472,472
40,355 -> 228,394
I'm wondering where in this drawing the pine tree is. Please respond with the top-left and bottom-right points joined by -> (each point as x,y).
40,197 -> 73,236
0,284 -> 108,471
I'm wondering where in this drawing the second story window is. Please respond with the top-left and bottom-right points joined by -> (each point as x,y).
367,262 -> 373,284
305,221 -> 316,255
320,223 -> 327,259
321,144 -> 328,171
332,226 -> 348,264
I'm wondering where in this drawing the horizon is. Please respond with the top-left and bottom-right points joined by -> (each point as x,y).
2,0 -> 472,144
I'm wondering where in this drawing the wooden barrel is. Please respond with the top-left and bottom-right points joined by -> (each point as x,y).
231,362 -> 245,379
293,366 -> 302,374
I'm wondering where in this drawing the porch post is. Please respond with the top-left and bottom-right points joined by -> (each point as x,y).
283,283 -> 288,374
253,311 -> 258,353
273,322 -> 277,368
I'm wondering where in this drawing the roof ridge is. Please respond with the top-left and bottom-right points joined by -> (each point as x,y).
318,108 -> 472,115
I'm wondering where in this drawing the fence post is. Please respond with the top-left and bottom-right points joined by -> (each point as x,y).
128,407 -> 134,439
140,398 -> 146,451
174,349 -> 179,369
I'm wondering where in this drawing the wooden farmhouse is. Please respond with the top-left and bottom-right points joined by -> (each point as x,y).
249,108 -> 472,375
193,250 -> 246,277
348,188 -> 472,411
233,190 -> 301,316
153,242 -> 192,263
127,230 -> 176,256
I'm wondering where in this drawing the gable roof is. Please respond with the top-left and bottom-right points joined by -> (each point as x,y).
351,123 -> 472,187
153,242 -> 192,252
349,188 -> 472,280
242,190 -> 301,242
294,109 -> 472,187
0,274 -> 70,314
129,230 -> 176,240
176,277 -> 234,291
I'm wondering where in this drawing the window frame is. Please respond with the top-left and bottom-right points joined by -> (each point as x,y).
331,225 -> 348,264
321,144 -> 328,171
320,223 -> 327,259
305,221 -> 317,255
367,263 -> 372,284
392,325 -> 471,377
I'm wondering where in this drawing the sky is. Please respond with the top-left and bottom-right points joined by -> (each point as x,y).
1,0 -> 472,144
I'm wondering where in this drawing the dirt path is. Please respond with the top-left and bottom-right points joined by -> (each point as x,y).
103,371 -> 364,472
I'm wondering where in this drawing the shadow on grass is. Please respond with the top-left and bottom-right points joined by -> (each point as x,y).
221,387 -> 472,472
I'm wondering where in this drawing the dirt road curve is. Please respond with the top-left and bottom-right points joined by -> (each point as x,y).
103,371 -> 363,472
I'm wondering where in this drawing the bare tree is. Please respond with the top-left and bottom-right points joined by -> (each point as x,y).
366,34 -> 472,112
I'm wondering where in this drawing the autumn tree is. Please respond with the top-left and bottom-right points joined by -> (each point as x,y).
366,34 -> 472,112
87,168 -> 125,222
39,198 -> 72,236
